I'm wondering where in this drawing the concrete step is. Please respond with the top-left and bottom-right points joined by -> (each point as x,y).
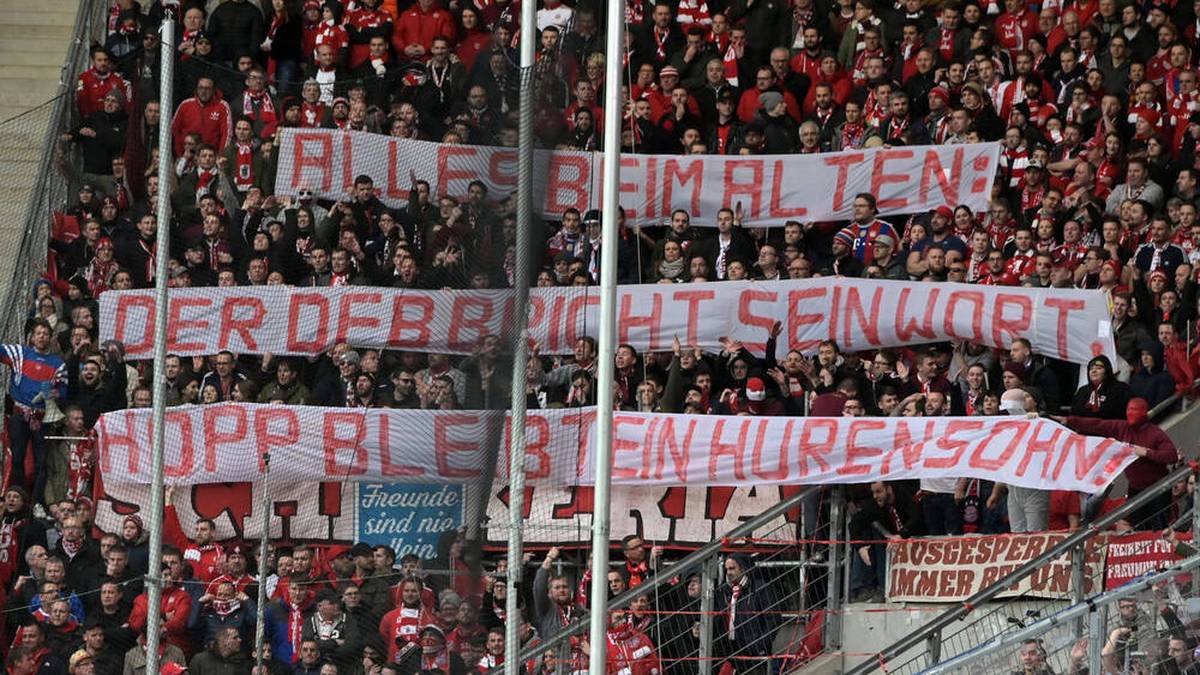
0,65 -> 66,81
0,38 -> 77,55
3,12 -> 77,27
0,24 -> 74,39
0,51 -> 70,67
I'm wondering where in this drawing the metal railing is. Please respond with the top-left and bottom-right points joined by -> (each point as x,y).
508,485 -> 847,675
845,462 -> 1200,675
0,0 -> 105,349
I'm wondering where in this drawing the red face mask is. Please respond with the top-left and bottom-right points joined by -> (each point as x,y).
1126,398 -> 1149,426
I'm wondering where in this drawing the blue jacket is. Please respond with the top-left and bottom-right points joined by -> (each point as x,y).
0,344 -> 66,411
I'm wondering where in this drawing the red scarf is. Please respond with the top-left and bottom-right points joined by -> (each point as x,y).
723,42 -> 741,86
421,649 -> 451,671
233,142 -> 255,189
0,515 -> 26,586
243,89 -> 278,128
393,605 -> 425,645
66,439 -> 93,502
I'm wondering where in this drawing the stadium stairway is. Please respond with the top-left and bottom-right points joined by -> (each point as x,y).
0,0 -> 78,309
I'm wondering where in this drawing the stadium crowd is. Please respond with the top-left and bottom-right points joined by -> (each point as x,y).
4,0 -> 1200,669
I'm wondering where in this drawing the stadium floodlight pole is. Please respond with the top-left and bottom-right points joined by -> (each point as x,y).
587,3 -> 625,673
143,7 -> 176,675
503,1 -> 538,672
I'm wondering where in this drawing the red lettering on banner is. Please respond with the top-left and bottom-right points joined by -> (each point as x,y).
335,291 -> 383,343
944,291 -> 985,342
488,149 -> 518,192
1052,433 -> 1120,484
387,295 -> 434,348
435,145 -> 477,196
286,293 -> 330,352
722,160 -> 763,219
291,133 -> 333,191
617,157 -> 640,220
881,419 -> 925,474
1015,421 -> 1060,478
167,296 -> 213,353
1044,298 -> 1085,359
673,290 -> 715,346
839,419 -> 886,476
434,414 -> 483,478
768,160 -> 807,219
895,287 -> 938,342
971,153 -> 993,193
218,296 -> 266,351
545,154 -> 590,214
340,133 -> 353,194
918,147 -> 962,207
795,418 -> 835,473
385,141 -> 411,200
663,159 -> 703,218
447,296 -> 495,351
841,286 -> 882,347
113,294 -> 155,356
1098,443 -> 1136,484
823,153 -> 864,212
870,149 -> 914,210
829,286 -> 841,344
619,293 -> 663,349
377,414 -> 422,476
162,410 -> 195,478
639,417 -> 661,479
253,408 -> 300,472
751,419 -> 791,481
563,410 -> 598,480
788,288 -> 827,352
516,414 -> 552,480
991,294 -> 1032,350
968,419 -> 1026,471
323,412 -> 369,476
203,406 -> 248,473
565,295 -> 598,347
645,157 -> 658,221
925,420 -> 985,469
738,290 -> 777,353
708,418 -> 748,481
97,411 -> 140,475
653,417 -> 694,482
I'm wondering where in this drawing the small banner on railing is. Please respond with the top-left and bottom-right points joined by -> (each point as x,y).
97,279 -> 1118,366
1103,531 -> 1191,590
885,532 -> 1107,602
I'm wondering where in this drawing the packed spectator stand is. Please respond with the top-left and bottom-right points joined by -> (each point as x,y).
6,0 -> 1200,671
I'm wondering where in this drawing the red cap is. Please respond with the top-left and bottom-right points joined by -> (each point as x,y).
161,664 -> 188,675
745,377 -> 766,401
934,205 -> 954,219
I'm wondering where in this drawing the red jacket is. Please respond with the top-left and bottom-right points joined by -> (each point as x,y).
129,585 -> 193,655
163,504 -> 224,583
392,2 -> 455,57
606,626 -> 661,675
171,96 -> 233,155
1066,416 -> 1179,490
76,68 -> 132,117
379,603 -> 437,663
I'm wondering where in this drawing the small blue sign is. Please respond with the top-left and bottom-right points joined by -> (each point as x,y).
357,484 -> 465,559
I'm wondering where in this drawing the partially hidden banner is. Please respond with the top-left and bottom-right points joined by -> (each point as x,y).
273,128 -> 998,226
94,404 -> 1137,493
92,479 -> 793,548
886,532 -> 1106,602
1104,531 -> 1191,590
98,279 -> 1117,366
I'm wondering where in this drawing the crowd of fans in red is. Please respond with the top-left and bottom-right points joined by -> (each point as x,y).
6,0 -> 1200,669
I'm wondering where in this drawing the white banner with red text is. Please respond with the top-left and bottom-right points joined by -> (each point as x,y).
886,532 -> 1107,602
94,405 -> 1137,493
272,128 -> 999,226
91,479 -> 796,549
98,279 -> 1117,365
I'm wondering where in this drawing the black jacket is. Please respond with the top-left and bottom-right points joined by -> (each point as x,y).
208,0 -> 265,63
75,110 -> 127,175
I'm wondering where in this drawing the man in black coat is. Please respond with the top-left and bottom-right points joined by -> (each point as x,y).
714,554 -> 780,675
849,481 -> 923,602
207,0 -> 264,64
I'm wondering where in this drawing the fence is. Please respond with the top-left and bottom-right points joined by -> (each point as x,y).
0,0 -> 105,352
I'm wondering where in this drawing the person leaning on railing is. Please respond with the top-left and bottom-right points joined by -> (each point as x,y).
848,481 -> 923,603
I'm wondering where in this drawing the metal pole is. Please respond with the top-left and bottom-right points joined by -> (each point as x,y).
1069,542 -> 1086,637
586,3 -> 625,673
1087,605 -> 1104,675
922,554 -> 1200,675
698,557 -> 716,675
846,463 -> 1199,675
254,455 -> 272,674
143,10 -> 176,675
504,1 -> 537,671
825,488 -> 844,653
